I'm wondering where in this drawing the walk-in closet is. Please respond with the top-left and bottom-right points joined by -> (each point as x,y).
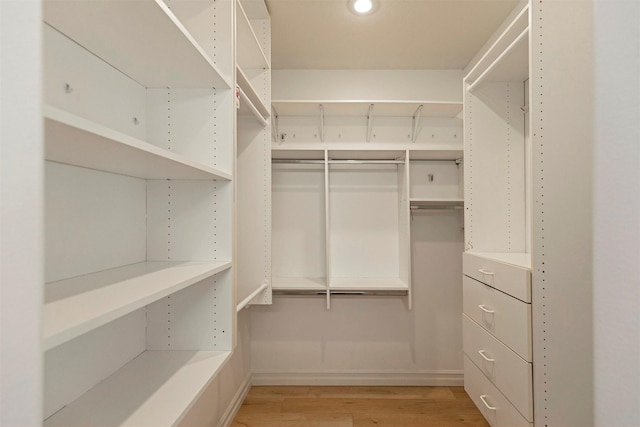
1,0 -> 638,427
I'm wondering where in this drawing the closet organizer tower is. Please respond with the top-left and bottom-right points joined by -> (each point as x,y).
41,0 -> 271,425
462,1 -> 593,426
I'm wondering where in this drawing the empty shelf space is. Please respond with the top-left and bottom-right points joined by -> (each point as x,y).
237,67 -> 270,118
43,0 -> 230,89
44,350 -> 232,427
272,277 -> 327,291
329,277 -> 409,291
44,261 -> 232,350
44,106 -> 231,180
236,0 -> 270,70
271,100 -> 462,118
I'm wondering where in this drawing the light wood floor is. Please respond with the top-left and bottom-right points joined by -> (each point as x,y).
231,386 -> 489,427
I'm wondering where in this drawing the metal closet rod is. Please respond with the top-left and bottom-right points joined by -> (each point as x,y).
272,159 -> 405,164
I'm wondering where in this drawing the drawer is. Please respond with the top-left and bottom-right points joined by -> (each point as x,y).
463,252 -> 531,302
463,314 -> 533,421
464,356 -> 533,427
463,276 -> 532,361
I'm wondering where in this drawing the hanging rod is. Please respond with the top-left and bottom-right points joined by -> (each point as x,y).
328,159 -> 404,164
409,158 -> 463,163
272,289 -> 408,297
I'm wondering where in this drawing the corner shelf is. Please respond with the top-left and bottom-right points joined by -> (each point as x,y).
43,0 -> 231,89
43,350 -> 232,427
44,105 -> 232,181
44,261 -> 232,351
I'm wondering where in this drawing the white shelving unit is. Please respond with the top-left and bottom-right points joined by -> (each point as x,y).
41,0 -> 240,424
235,0 -> 272,310
462,3 -> 534,425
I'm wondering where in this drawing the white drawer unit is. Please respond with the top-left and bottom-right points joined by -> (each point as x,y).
463,252 -> 531,302
463,314 -> 533,421
464,356 -> 533,427
463,276 -> 532,361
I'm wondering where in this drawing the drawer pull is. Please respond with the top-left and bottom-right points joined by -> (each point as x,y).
480,395 -> 497,411
478,268 -> 495,276
478,304 -> 495,314
478,350 -> 495,362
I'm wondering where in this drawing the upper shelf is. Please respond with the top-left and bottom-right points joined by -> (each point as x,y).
464,3 -> 529,90
236,0 -> 270,70
44,106 -> 232,180
43,261 -> 232,350
43,0 -> 231,89
272,101 -> 463,118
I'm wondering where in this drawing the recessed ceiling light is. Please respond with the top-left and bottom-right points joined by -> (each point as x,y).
348,0 -> 377,15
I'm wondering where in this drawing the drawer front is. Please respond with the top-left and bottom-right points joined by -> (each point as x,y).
463,253 -> 531,302
463,314 -> 533,421
464,356 -> 533,427
463,276 -> 532,361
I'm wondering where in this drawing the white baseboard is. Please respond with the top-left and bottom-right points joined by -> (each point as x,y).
219,373 -> 252,427
251,370 -> 464,387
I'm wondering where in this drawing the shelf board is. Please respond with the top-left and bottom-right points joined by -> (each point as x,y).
236,0 -> 270,70
464,3 -> 529,87
467,252 -> 532,270
272,147 -> 326,160
44,350 -> 232,427
410,198 -> 464,208
272,277 -> 327,291
44,261 -> 232,351
44,106 -> 231,180
271,100 -> 462,118
330,277 -> 409,291
43,0 -> 231,89
409,148 -> 463,160
237,67 -> 270,119
239,0 -> 270,19
238,88 -> 268,127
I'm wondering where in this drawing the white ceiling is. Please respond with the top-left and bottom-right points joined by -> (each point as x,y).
265,0 -> 519,70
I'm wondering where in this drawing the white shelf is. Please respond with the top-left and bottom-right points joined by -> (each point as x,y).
271,100 -> 463,118
410,198 -> 464,208
272,277 -> 327,291
237,66 -> 270,119
329,277 -> 409,291
409,148 -> 463,160
44,261 -> 232,350
44,350 -> 232,427
272,147 -> 326,160
44,105 -> 232,181
236,0 -> 270,70
464,3 -> 529,89
43,0 -> 231,89
467,252 -> 532,270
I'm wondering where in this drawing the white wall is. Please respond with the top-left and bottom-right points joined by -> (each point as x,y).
251,212 -> 465,384
593,1 -> 640,425
0,1 -> 43,425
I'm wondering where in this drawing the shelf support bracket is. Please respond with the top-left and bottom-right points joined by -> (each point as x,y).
412,104 -> 424,143
366,104 -> 374,142
319,104 -> 325,142
271,106 -> 279,142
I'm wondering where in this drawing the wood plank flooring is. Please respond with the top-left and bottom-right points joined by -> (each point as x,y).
231,386 -> 489,427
